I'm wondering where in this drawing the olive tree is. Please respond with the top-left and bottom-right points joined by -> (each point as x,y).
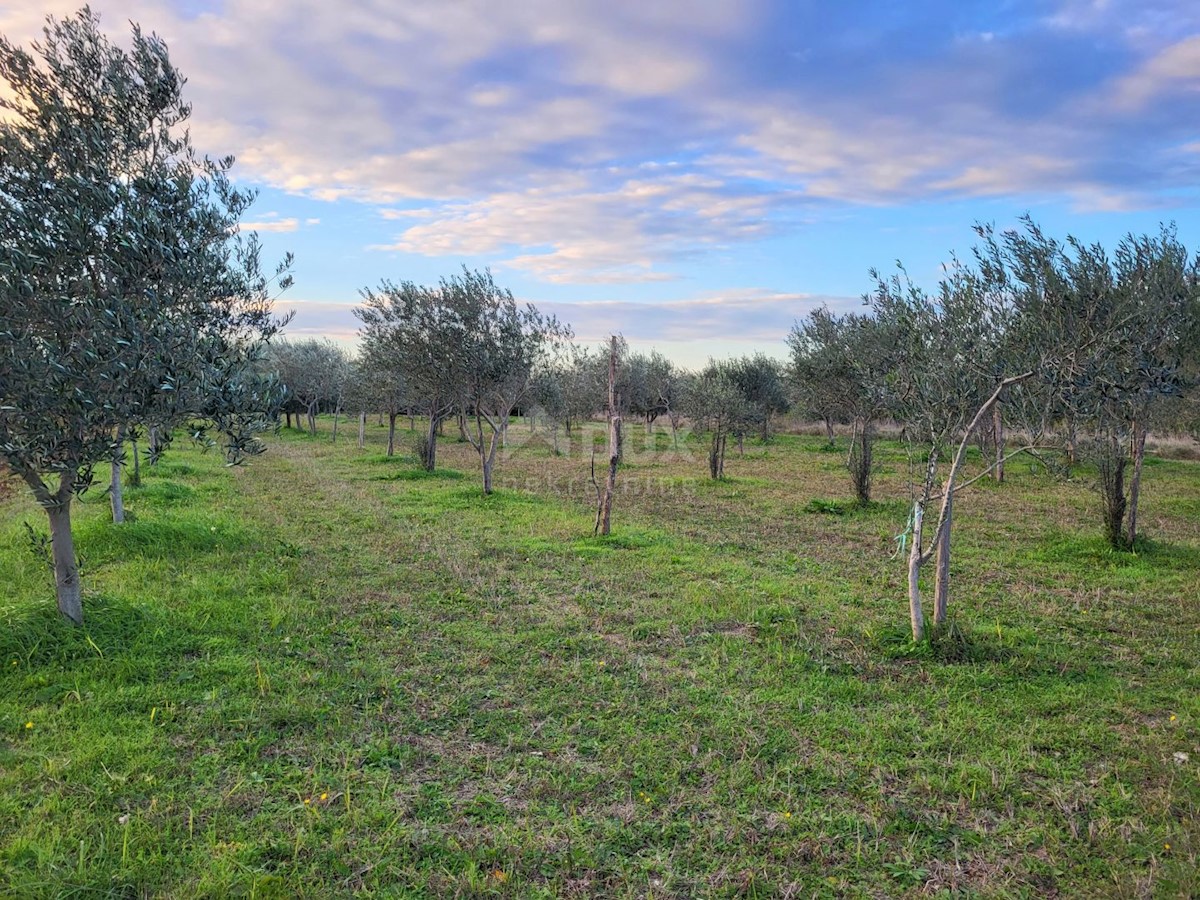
683,360 -> 753,479
0,10 -> 291,623
977,221 -> 1200,549
789,310 -> 895,504
877,218 -> 1154,640
447,269 -> 571,495
268,339 -> 349,436
725,353 -> 790,446
355,280 -> 463,471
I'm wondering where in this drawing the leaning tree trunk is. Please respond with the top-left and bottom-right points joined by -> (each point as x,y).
110,428 -> 126,524
1126,421 -> 1147,548
992,403 -> 1005,483
932,490 -> 953,627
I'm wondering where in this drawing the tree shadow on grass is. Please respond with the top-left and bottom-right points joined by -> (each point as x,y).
1032,532 -> 1200,573
0,592 -> 154,672
74,516 -> 255,568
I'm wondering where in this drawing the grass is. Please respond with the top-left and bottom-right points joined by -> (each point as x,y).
1,418 -> 1197,897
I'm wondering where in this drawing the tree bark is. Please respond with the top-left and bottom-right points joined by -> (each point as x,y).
596,335 -> 620,534
48,496 -> 82,624
307,405 -> 317,436
358,411 -> 366,450
1126,421 -> 1147,548
423,415 -> 439,471
907,502 -> 924,642
331,404 -> 341,442
992,403 -> 1005,483
932,490 -> 952,626
482,433 -> 500,495
130,438 -> 141,487
387,414 -> 397,457
824,417 -> 835,443
111,429 -> 126,524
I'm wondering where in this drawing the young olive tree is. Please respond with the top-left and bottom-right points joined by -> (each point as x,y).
447,269 -> 571,495
684,361 -> 753,479
787,308 -> 848,443
788,310 -> 895,504
879,218 -> 1153,640
725,353 -> 790,445
977,221 -> 1200,549
355,280 -> 463,472
0,10 -> 291,622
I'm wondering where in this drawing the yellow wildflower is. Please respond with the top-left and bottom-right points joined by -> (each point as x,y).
24,721 -> 33,729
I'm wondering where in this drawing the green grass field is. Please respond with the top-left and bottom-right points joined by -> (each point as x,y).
1,420 -> 1197,897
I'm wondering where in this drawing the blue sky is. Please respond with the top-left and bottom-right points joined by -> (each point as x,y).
5,0 -> 1200,365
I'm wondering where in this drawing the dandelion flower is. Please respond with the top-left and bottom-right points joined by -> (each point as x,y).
24,721 -> 33,729
303,798 -> 311,805
320,792 -> 328,801
1170,714 -> 1177,722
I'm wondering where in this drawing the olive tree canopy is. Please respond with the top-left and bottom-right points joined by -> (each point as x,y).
0,9 -> 292,623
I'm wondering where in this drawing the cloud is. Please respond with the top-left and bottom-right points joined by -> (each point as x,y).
374,172 -> 796,283
240,217 -> 301,233
1111,35 -> 1200,109
4,1 -> 1200,285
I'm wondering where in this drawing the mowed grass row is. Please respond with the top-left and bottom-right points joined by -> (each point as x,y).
0,419 -> 1197,897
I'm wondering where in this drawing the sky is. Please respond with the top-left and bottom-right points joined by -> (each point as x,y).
4,0 -> 1200,366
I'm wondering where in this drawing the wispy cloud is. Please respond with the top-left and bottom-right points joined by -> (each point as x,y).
241,217 -> 301,233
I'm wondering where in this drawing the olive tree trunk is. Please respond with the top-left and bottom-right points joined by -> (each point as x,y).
387,413 -> 398,457
358,411 -> 366,450
595,335 -> 621,534
422,415 -> 439,470
992,403 -> 1005,483
110,428 -> 126,524
907,502 -> 925,642
20,469 -> 82,624
932,490 -> 952,626
1126,421 -> 1147,548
